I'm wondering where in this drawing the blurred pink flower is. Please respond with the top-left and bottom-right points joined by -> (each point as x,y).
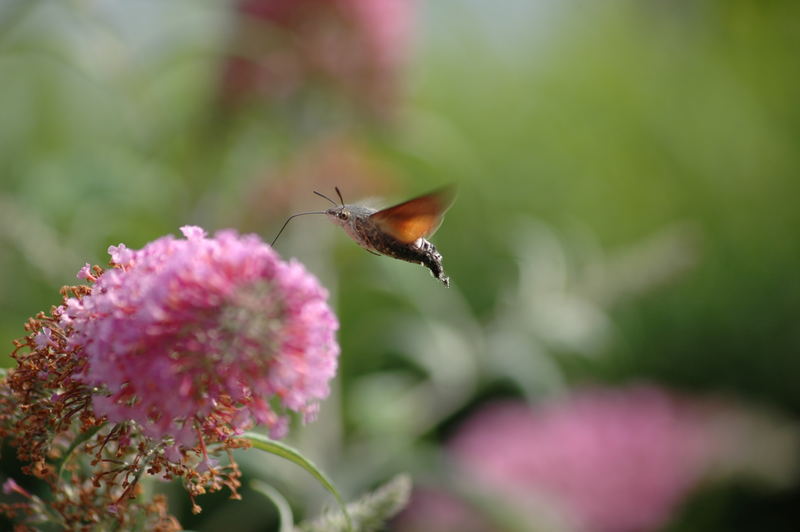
61,226 -> 339,445
450,387 -> 720,532
220,0 -> 413,118
238,134 -> 398,231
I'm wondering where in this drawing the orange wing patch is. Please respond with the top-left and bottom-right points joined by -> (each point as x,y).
370,186 -> 456,244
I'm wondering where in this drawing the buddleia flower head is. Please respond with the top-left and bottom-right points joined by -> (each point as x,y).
62,226 -> 339,445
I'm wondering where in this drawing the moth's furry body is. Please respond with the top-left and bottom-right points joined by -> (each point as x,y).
326,204 -> 450,286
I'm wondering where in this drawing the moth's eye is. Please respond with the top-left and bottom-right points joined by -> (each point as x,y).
338,211 -> 349,220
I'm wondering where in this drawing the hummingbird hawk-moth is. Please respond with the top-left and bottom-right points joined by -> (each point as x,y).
272,186 -> 456,286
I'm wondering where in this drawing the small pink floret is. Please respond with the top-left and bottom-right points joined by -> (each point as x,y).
180,225 -> 207,240
34,327 -> 53,348
77,263 -> 94,280
2,478 -> 31,498
107,244 -> 134,266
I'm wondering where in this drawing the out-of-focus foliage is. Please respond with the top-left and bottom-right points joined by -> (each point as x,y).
2,0 -> 800,530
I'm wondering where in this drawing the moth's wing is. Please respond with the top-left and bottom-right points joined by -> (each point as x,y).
369,185 -> 456,244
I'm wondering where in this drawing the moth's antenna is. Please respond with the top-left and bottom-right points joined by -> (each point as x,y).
313,190 -> 338,206
271,211 -> 326,247
335,186 -> 345,207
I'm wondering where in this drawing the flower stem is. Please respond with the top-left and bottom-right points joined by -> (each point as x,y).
242,431 -> 352,532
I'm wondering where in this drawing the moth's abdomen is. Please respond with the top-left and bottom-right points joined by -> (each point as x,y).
376,236 -> 449,286
348,217 -> 450,286
413,239 -> 449,287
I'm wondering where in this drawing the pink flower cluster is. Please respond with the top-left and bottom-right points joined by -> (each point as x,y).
221,0 -> 412,117
61,226 -> 339,445
239,0 -> 410,67
450,387 -> 718,532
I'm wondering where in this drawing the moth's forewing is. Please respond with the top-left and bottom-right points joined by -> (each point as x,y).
369,186 -> 456,244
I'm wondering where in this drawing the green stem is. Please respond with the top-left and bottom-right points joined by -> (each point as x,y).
242,431 -> 352,532
56,424 -> 103,481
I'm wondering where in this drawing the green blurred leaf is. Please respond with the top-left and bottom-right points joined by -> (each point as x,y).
296,474 -> 412,532
251,480 -> 294,532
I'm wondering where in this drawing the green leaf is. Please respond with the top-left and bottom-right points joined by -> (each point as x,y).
295,474 -> 412,532
242,431 -> 351,531
251,480 -> 294,532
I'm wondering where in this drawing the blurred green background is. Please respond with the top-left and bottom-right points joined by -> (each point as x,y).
2,0 -> 800,530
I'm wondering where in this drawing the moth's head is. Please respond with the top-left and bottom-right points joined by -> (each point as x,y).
325,206 -> 352,227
